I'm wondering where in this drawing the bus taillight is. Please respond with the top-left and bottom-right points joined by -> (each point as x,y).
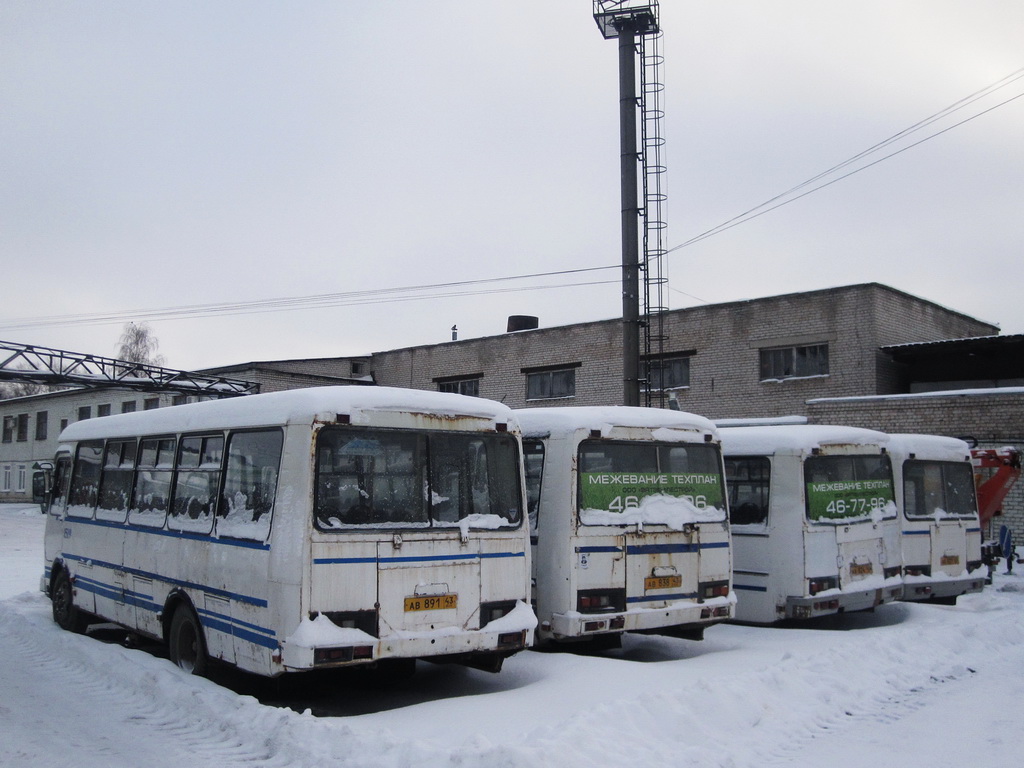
699,581 -> 730,600
577,589 -> 625,613
808,576 -> 837,596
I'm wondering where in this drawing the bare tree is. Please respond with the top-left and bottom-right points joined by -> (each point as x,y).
0,376 -> 48,400
117,322 -> 166,366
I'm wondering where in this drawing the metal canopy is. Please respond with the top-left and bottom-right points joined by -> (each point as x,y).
0,340 -> 259,397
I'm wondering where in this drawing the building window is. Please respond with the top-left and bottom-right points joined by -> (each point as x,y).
2,465 -> 10,491
143,397 -> 159,410
351,361 -> 364,376
60,418 -> 69,432
525,366 -> 577,401
171,395 -> 188,406
436,375 -> 481,397
122,400 -> 137,414
3,416 -> 15,443
35,411 -> 48,441
97,404 -> 111,418
16,465 -> 26,492
15,414 -> 29,442
646,355 -> 691,391
78,406 -> 91,421
759,343 -> 829,381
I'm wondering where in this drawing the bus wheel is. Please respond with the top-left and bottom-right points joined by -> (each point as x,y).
168,605 -> 208,676
51,570 -> 89,634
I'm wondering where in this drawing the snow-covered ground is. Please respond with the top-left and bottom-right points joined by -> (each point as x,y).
2,502 -> 1021,767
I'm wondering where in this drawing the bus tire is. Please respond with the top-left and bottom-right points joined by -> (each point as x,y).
168,605 -> 208,676
51,569 -> 90,634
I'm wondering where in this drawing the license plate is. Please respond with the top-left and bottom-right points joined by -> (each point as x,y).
404,593 -> 457,612
850,562 -> 873,576
940,555 -> 961,566
644,574 -> 683,591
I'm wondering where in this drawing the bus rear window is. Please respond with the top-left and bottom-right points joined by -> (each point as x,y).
314,427 -> 522,531
804,454 -> 896,523
577,441 -> 726,526
902,460 -> 977,519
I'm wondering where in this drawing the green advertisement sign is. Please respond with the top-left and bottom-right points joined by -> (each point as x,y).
805,478 -> 894,521
580,472 -> 724,512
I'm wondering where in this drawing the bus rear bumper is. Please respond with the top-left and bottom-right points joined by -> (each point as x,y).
279,608 -> 536,671
900,575 -> 986,603
787,584 -> 901,620
546,595 -> 735,641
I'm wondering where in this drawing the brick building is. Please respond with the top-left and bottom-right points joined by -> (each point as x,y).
370,283 -> 999,417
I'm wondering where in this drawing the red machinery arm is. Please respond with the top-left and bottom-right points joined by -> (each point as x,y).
972,448 -> 1023,528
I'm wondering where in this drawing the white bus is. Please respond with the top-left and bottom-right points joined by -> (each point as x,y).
887,434 -> 985,604
40,387 -> 535,676
720,425 -> 903,624
516,407 -> 734,646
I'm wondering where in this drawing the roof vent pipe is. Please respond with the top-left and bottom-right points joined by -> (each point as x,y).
507,315 -> 539,333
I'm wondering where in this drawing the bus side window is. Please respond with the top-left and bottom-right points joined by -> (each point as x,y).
523,440 -> 545,536
168,435 -> 222,535
217,429 -> 283,542
725,456 -> 770,526
129,437 -> 175,529
67,441 -> 103,518
96,439 -> 137,523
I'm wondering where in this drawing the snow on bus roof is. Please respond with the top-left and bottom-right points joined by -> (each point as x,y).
718,424 -> 889,455
514,406 -> 717,441
58,386 -> 516,442
884,433 -> 972,462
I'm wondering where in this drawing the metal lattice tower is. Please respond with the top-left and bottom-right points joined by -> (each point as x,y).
593,1 -> 667,407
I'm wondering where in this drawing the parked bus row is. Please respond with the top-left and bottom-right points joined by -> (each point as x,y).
35,387 -> 985,682
720,424 -> 984,624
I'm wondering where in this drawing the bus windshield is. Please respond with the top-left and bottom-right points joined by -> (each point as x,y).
576,440 -> 726,527
314,427 -> 522,530
902,460 -> 978,519
804,454 -> 896,523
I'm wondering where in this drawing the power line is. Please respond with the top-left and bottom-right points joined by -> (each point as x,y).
668,67 -> 1024,254
0,266 -> 620,331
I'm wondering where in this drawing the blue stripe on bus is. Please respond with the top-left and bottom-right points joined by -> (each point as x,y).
61,515 -> 270,550
626,592 -> 699,603
627,543 -> 699,555
72,575 -> 161,613
313,551 -> 526,566
967,527 -> 982,533
197,607 -> 276,638
902,530 -> 931,535
195,612 -> 277,649
62,552 -> 268,607
733,584 -> 768,592
577,542 -> 729,556
68,570 -> 278,648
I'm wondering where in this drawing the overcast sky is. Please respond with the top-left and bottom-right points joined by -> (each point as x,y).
2,1 -> 1022,371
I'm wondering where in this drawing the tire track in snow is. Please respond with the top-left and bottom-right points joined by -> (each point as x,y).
0,595 -> 459,768
0,598 -> 304,767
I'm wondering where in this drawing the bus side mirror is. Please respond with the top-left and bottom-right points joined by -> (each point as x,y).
32,463 -> 53,512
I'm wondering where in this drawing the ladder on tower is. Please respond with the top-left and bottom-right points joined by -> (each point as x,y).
637,27 -> 669,407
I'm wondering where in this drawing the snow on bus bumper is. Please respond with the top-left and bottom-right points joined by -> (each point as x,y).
787,579 -> 901,620
548,594 -> 736,639
279,601 -> 536,670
